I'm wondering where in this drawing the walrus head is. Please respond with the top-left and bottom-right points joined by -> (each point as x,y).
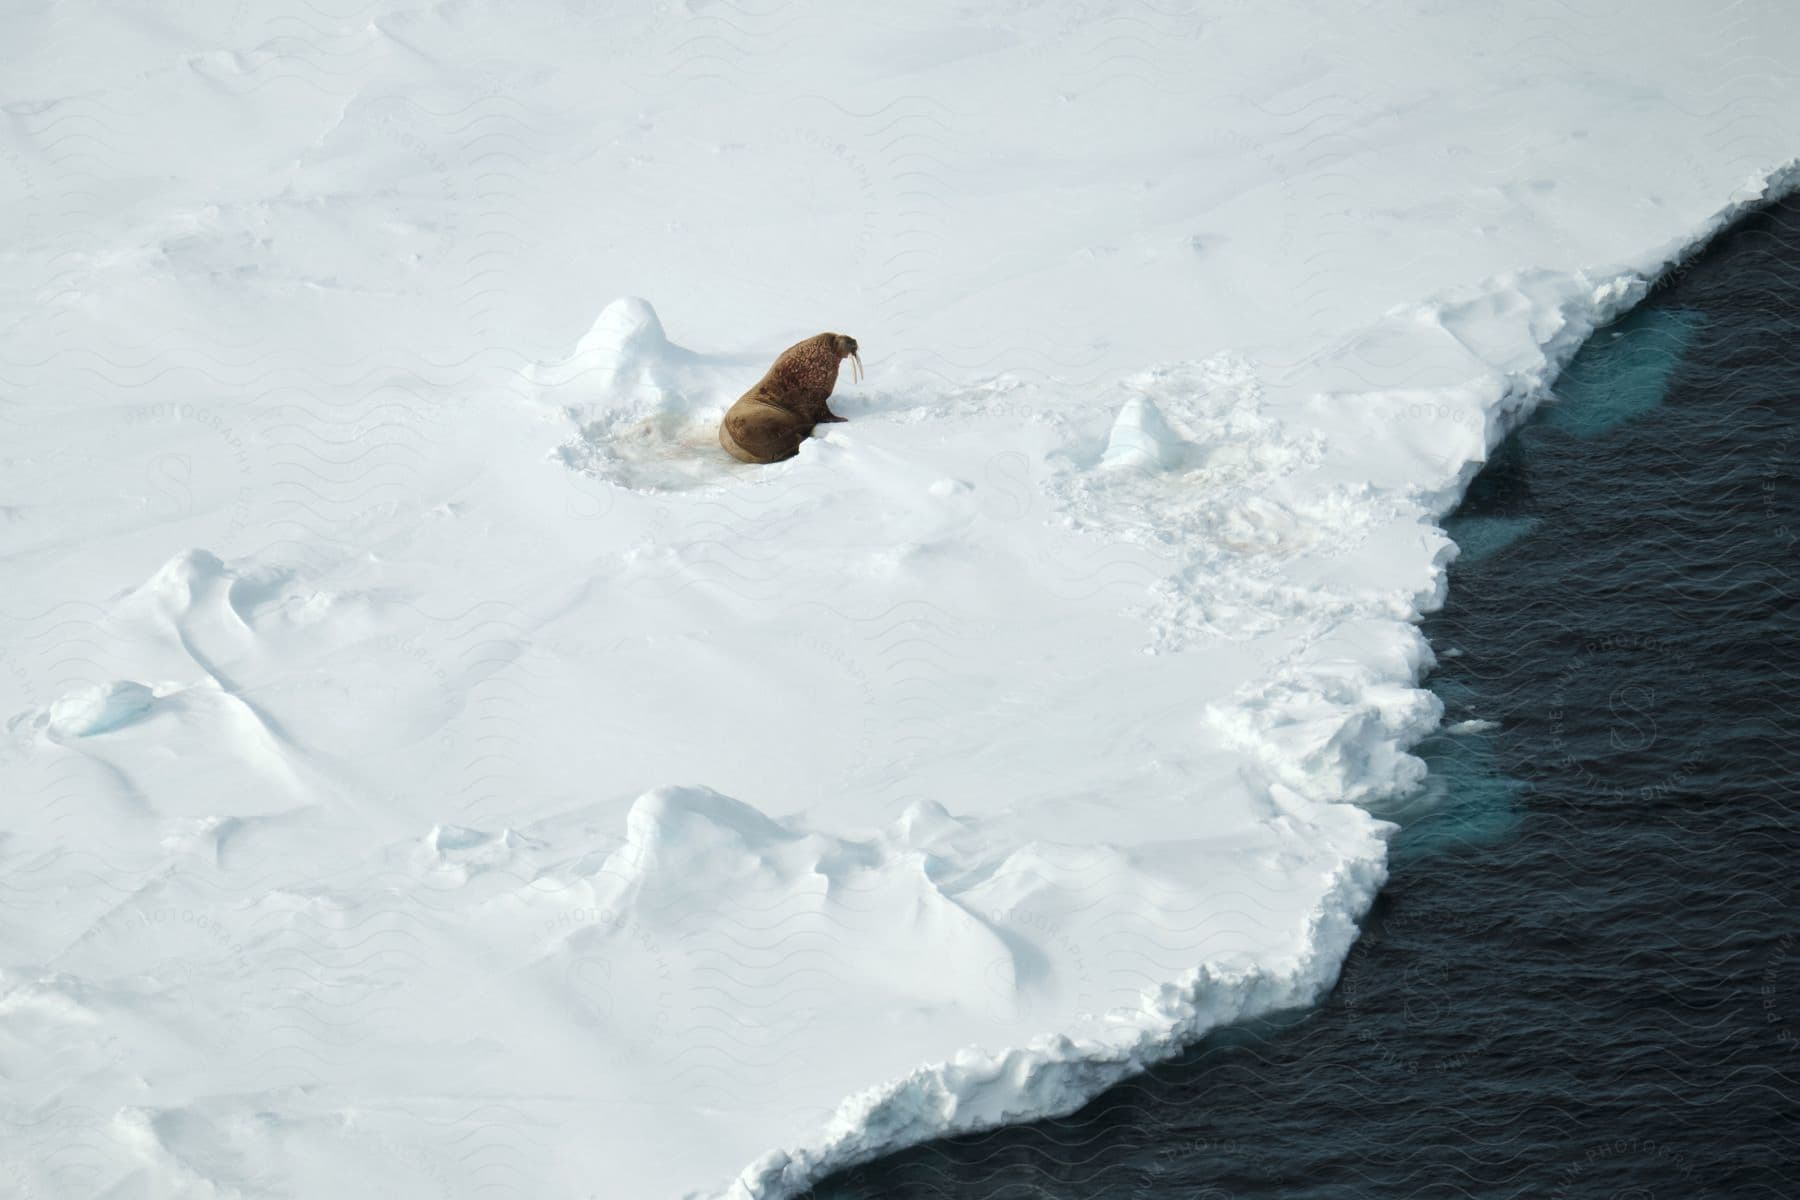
830,333 -> 863,383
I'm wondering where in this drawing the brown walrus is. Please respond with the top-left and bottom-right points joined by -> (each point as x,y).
720,333 -> 862,464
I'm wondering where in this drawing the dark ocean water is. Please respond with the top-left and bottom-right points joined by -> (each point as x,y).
806,198 -> 1800,1198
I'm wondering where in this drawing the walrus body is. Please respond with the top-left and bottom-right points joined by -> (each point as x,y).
720,332 -> 861,464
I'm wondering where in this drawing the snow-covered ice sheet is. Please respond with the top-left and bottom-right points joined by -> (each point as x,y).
2,2 -> 1797,1196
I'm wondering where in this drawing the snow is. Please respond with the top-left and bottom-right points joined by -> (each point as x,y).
43,681 -> 158,739
2,2 -> 1797,1197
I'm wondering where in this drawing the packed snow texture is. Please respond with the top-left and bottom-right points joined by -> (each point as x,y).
2,2 -> 1797,1197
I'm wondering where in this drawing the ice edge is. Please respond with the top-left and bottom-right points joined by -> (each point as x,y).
717,158 -> 1800,1200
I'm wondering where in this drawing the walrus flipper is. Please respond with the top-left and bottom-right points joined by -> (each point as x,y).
721,402 -> 806,464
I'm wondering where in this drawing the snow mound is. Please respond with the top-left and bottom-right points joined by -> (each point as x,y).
577,786 -> 1018,1012
530,296 -> 679,401
540,298 -> 774,492
1099,395 -> 1189,472
1048,356 -> 1330,651
45,681 -> 158,738
133,548 -> 231,611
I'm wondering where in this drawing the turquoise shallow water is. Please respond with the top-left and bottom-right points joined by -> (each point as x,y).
1442,514 -> 1539,566
805,197 -> 1800,1198
1541,304 -> 1708,438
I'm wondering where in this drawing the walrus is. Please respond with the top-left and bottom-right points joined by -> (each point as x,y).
720,333 -> 862,464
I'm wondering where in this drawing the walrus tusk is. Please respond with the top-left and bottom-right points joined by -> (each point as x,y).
851,351 -> 863,383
